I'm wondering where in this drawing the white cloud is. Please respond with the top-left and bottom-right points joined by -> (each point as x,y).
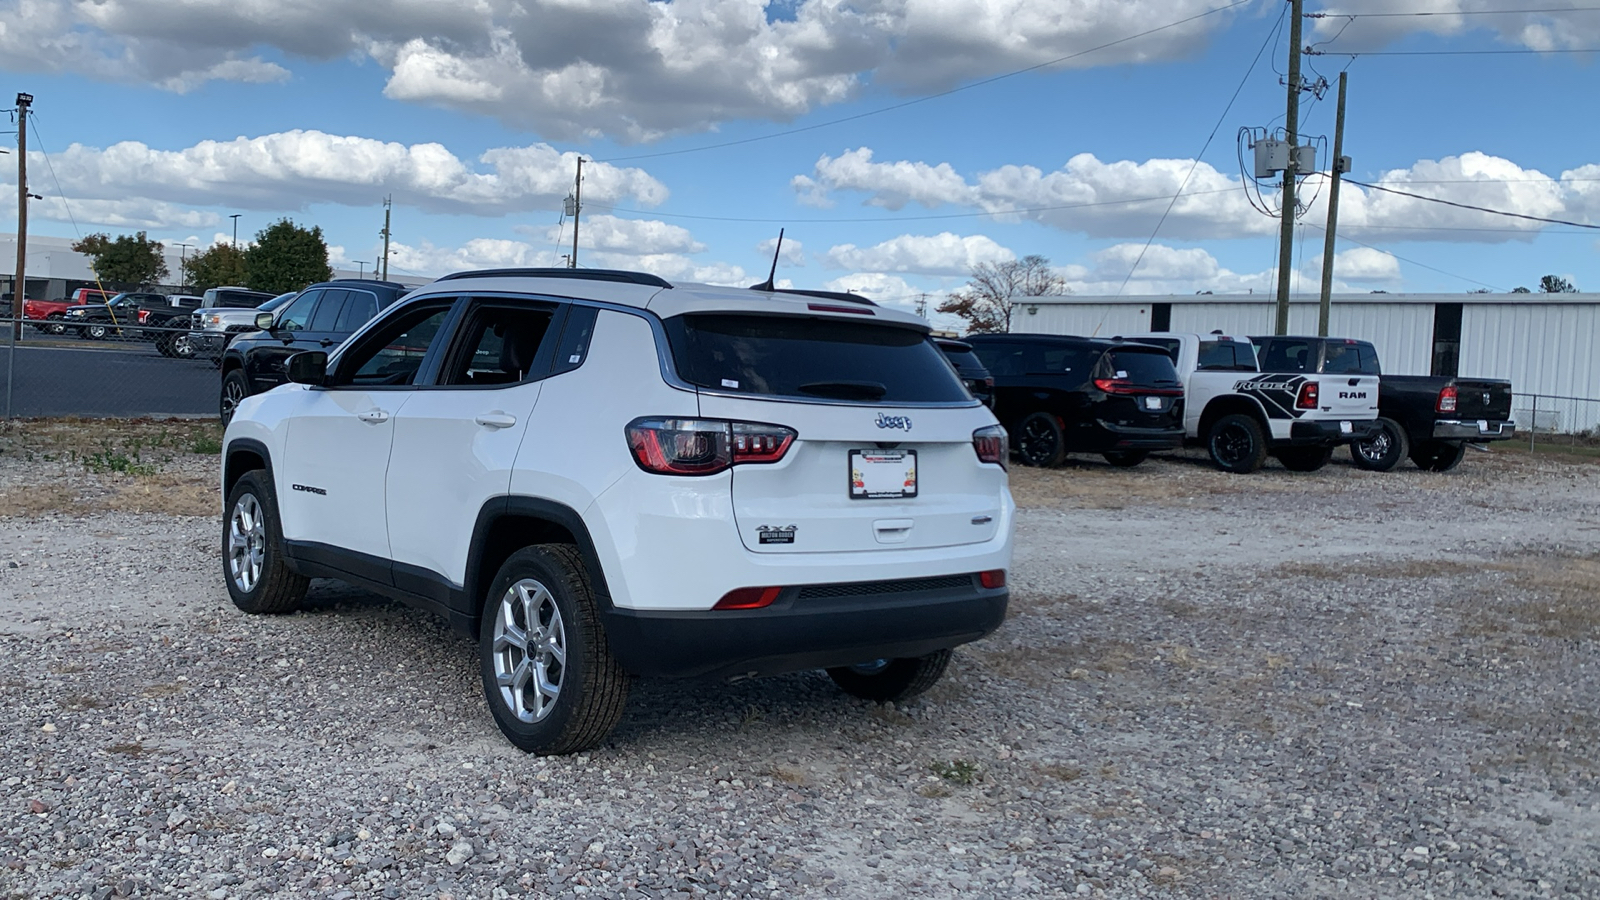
757,236 -> 806,267
377,228 -> 747,286
520,215 -> 704,255
823,233 -> 1014,276
1308,2 -> 1600,54
1304,248 -> 1402,283
8,130 -> 667,231
799,149 -> 980,211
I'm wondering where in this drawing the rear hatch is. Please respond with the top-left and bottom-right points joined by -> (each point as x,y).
1095,346 -> 1185,427
664,313 -> 1005,555
1452,379 -> 1514,420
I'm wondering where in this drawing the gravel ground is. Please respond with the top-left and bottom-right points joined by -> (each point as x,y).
2,425 -> 1600,899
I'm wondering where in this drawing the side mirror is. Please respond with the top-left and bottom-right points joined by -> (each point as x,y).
286,350 -> 327,386
255,312 -> 275,330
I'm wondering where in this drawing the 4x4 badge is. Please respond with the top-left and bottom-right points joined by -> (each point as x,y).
756,524 -> 798,545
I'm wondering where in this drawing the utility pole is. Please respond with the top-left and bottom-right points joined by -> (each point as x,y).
1274,0 -> 1305,336
379,196 -> 392,281
229,214 -> 241,249
176,243 -> 193,289
12,92 -> 31,343
566,158 -> 584,269
1316,71 -> 1348,337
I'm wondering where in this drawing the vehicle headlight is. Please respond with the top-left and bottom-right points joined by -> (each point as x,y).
67,309 -> 84,316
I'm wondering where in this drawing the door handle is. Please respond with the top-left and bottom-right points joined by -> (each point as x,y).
475,412 -> 517,429
357,409 -> 390,424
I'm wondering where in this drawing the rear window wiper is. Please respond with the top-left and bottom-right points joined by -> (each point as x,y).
798,380 -> 888,401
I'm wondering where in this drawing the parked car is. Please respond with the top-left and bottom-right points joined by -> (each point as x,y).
189,290 -> 294,362
142,294 -> 207,357
23,288 -> 114,335
935,338 -> 995,407
1122,332 -> 1380,473
221,267 -> 1013,754
60,291 -> 168,339
219,280 -> 411,423
965,333 -> 1185,467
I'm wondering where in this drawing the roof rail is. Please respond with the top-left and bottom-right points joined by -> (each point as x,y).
764,287 -> 878,307
435,268 -> 673,288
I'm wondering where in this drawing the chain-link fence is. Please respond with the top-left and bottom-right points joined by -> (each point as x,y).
1514,392 -> 1600,455
1,316 -> 218,419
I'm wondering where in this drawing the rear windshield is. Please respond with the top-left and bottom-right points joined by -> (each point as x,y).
939,346 -> 987,377
1322,340 -> 1381,375
1104,349 -> 1183,387
664,314 -> 970,404
209,290 -> 274,308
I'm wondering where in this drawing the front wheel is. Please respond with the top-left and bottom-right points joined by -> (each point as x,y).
171,333 -> 194,359
83,324 -> 108,340
223,471 -> 308,614
1102,451 -> 1149,468
1207,414 -> 1268,474
220,369 -> 250,425
1274,445 -> 1333,472
1411,440 -> 1466,472
480,545 -> 630,755
1350,417 -> 1409,472
828,649 -> 953,702
1015,412 -> 1066,467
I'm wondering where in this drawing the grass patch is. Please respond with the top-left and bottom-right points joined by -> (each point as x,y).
929,759 -> 982,785
1476,555 -> 1600,640
106,474 -> 217,517
77,441 -> 158,476
0,484 -> 80,517
0,417 -> 221,459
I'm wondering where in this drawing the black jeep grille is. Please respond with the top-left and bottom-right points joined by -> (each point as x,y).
798,575 -> 974,600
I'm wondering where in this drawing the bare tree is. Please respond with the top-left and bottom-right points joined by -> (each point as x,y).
936,255 -> 1067,334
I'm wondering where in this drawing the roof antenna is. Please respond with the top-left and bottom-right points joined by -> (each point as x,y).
750,228 -> 784,292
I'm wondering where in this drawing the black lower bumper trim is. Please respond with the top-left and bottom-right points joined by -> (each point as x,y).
1287,418 -> 1380,445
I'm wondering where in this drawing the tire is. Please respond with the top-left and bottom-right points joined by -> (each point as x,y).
44,315 -> 66,336
828,649 -> 953,703
1274,445 -> 1333,472
479,545 -> 630,755
220,369 -> 251,425
1207,413 -> 1268,474
1350,417 -> 1409,472
1102,451 -> 1149,468
171,333 -> 194,359
222,470 -> 309,615
84,324 -> 108,340
1015,412 -> 1066,467
1411,440 -> 1467,473
155,334 -> 175,357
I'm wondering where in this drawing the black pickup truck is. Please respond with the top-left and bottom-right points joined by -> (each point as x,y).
1250,335 -> 1515,472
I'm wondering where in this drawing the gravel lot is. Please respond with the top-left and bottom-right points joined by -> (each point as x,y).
3,422 -> 1599,899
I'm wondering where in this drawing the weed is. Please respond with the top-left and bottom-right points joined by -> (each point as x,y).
189,434 -> 224,455
1040,763 -> 1083,782
78,441 -> 157,477
769,765 -> 807,785
930,758 -> 982,785
106,742 -> 147,758
917,782 -> 954,798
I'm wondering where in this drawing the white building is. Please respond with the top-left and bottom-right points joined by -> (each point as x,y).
1015,293 -> 1600,401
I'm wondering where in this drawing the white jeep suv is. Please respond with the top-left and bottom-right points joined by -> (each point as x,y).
221,268 -> 1015,754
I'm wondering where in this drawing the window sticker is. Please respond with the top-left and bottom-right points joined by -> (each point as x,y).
721,378 -> 740,389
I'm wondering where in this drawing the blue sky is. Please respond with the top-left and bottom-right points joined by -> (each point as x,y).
2,0 -> 1598,327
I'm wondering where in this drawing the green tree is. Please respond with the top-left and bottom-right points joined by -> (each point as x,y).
71,232 -> 169,290
1511,286 -> 1532,293
936,255 -> 1067,334
184,243 -> 249,291
245,218 -> 333,294
1539,274 -> 1578,293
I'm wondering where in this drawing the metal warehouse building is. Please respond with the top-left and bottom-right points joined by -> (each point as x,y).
1015,293 -> 1600,403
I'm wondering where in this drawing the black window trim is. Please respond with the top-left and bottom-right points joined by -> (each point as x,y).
428,296 -> 567,392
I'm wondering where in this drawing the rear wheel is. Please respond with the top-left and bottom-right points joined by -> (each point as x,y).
84,324 -> 108,340
220,369 -> 250,425
828,649 -> 952,702
1275,445 -> 1333,472
1102,450 -> 1149,468
1015,413 -> 1066,467
1207,414 -> 1268,474
1350,417 -> 1409,472
1411,440 -> 1466,472
479,545 -> 630,755
222,471 -> 308,614
44,314 -> 66,336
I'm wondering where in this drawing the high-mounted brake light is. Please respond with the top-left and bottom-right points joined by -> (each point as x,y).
1296,381 -> 1319,410
807,303 -> 874,316
625,418 -> 796,476
1436,385 -> 1458,413
714,586 -> 783,610
972,425 -> 1008,469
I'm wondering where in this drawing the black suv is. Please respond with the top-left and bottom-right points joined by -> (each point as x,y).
220,280 -> 410,423
966,333 -> 1185,467
935,338 -> 995,407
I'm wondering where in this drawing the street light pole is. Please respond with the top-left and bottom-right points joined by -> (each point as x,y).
229,214 -> 241,249
176,243 -> 193,289
356,261 -> 366,279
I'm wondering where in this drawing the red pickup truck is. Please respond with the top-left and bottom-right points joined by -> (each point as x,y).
24,288 -> 114,335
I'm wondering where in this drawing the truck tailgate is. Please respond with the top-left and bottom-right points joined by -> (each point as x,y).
1453,380 -> 1513,420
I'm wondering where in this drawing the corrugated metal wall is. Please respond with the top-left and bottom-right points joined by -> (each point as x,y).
1020,302 -> 1152,337
1328,303 -> 1435,376
1462,303 -> 1599,398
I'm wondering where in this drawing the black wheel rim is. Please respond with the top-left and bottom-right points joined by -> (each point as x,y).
1355,430 -> 1391,464
1213,423 -> 1251,466
1018,418 -> 1058,464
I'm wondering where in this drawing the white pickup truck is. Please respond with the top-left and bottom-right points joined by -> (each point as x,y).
1119,332 -> 1380,473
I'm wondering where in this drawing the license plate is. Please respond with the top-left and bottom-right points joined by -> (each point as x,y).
1144,396 -> 1162,410
1339,421 -> 1353,434
850,450 -> 918,500
1478,419 -> 1490,433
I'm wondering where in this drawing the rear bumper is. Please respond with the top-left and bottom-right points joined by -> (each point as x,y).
601,575 -> 1008,679
1433,419 -> 1516,441
1092,421 -> 1186,451
1287,418 -> 1380,446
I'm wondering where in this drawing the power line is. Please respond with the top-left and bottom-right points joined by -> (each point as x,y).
27,115 -> 86,240
1342,176 -> 1600,229
1307,6 -> 1600,18
596,0 -> 1251,163
1309,47 -> 1600,55
1113,1 -> 1289,298
1303,221 -> 1505,291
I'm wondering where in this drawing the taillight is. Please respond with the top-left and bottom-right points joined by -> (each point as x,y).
713,586 -> 783,610
1093,378 -> 1138,394
137,309 -> 151,324
1296,381 -> 1319,410
984,377 -> 994,388
625,418 -> 796,476
972,425 -> 1007,469
1437,385 -> 1457,413
979,570 -> 1006,589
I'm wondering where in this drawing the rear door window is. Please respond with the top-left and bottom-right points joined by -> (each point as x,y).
1256,338 -> 1315,373
1035,346 -> 1095,376
308,290 -> 349,332
1321,341 -> 1381,375
969,341 -> 1029,377
1104,349 -> 1183,387
1197,340 -> 1257,371
664,314 -> 969,403
334,291 -> 379,333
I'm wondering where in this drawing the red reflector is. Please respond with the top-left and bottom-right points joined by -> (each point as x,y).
714,586 -> 783,610
807,303 -> 874,315
979,570 -> 1006,590
1296,381 -> 1319,410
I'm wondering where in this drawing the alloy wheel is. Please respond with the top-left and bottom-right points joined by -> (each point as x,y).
492,579 -> 568,723
227,493 -> 265,594
1213,423 -> 1251,466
